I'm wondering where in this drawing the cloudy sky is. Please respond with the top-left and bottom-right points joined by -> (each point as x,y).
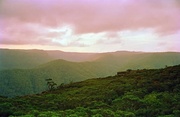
0,0 -> 180,52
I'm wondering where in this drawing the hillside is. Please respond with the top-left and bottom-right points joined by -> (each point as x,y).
1,51 -> 180,97
95,51 -> 180,70
0,49 -> 99,70
0,65 -> 180,117
46,50 -> 100,62
0,59 -> 116,97
0,60 -> 91,97
1,49 -> 180,71
0,49 -> 53,70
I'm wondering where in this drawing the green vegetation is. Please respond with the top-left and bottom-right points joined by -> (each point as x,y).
1,51 -> 180,97
0,49 -> 53,70
0,49 -> 98,70
1,49 -> 180,71
0,65 -> 179,116
45,79 -> 57,91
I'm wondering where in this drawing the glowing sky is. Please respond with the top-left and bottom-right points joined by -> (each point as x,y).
0,0 -> 180,52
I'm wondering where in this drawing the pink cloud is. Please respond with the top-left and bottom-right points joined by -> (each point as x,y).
96,32 -> 122,45
0,0 -> 179,48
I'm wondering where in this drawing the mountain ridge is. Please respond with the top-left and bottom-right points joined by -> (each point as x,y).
1,48 -> 180,70
1,49 -> 180,97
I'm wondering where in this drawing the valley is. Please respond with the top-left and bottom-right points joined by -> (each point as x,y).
0,64 -> 179,116
0,49 -> 180,97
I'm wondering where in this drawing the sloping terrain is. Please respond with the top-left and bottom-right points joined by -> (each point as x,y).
0,65 -> 180,116
95,51 -> 180,70
46,50 -> 100,62
1,49 -> 180,70
0,49 -> 53,70
0,49 -> 99,70
0,59 -> 118,97
1,51 -> 180,97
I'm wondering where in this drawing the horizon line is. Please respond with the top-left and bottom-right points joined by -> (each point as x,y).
0,48 -> 180,54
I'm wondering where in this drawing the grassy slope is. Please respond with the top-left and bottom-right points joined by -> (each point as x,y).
0,65 -> 180,116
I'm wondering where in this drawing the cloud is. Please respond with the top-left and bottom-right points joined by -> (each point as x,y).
68,38 -> 88,47
1,0 -> 179,33
0,19 -> 53,45
96,32 -> 122,45
0,0 -> 179,51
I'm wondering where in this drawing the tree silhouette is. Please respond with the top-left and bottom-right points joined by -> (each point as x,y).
45,79 -> 57,91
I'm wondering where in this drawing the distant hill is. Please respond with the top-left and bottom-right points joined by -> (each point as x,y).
0,65 -> 179,116
0,49 -> 53,70
0,49 -> 180,97
46,50 -> 100,62
0,49 -> 101,70
0,59 -> 120,97
1,48 -> 180,70
95,51 -> 180,70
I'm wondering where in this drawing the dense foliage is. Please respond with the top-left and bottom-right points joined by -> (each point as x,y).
0,65 -> 180,117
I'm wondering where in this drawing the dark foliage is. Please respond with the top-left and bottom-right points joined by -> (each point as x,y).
45,79 -> 57,91
0,65 -> 180,116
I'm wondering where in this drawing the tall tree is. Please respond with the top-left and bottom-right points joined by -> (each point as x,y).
45,79 -> 57,91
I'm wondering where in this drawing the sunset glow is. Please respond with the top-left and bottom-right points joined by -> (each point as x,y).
0,0 -> 180,52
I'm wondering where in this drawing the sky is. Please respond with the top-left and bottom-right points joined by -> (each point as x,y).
0,0 -> 180,52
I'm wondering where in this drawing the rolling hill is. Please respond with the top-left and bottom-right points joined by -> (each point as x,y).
1,48 -> 180,70
46,50 -> 100,62
0,65 -> 179,116
1,50 -> 180,97
0,49 -> 101,70
96,51 -> 180,70
0,49 -> 53,70
0,58 -> 123,97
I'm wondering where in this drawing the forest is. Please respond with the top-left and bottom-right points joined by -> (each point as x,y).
0,65 -> 180,117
